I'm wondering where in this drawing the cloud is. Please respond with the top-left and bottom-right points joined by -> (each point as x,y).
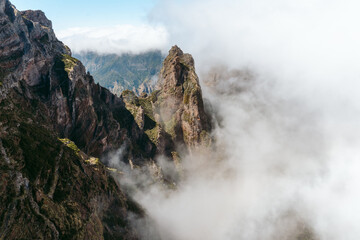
109,0 -> 360,239
57,24 -> 169,54
62,0 -> 360,239
151,0 -> 360,99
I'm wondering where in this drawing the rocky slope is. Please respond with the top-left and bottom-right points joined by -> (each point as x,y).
0,89 -> 141,239
0,0 -> 212,239
0,1 -> 149,239
0,0 -> 156,160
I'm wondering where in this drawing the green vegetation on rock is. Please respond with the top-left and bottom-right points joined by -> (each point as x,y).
59,138 -> 80,155
61,54 -> 79,73
164,115 -> 177,138
145,125 -> 160,144
0,89 -> 140,239
138,98 -> 154,121
183,76 -> 199,105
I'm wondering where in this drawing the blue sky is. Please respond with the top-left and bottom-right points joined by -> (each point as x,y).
10,0 -> 158,32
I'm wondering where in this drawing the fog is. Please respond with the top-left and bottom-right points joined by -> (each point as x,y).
102,0 -> 360,239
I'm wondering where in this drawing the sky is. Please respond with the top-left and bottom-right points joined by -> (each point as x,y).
10,0 -> 168,54
10,0 -> 158,31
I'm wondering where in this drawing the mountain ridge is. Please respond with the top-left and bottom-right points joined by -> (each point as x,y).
74,50 -> 163,96
0,0 -> 212,239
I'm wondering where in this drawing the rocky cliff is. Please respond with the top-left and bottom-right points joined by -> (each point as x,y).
156,46 -> 211,149
0,1 -> 146,239
122,46 -> 212,159
0,0 -> 212,239
0,0 -> 155,160
0,90 -> 141,239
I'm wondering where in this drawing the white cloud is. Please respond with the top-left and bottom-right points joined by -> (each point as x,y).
61,0 -> 360,238
112,0 -> 360,239
151,0 -> 360,99
57,24 -> 169,54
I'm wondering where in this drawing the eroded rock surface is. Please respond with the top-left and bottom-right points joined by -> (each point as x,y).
0,1 -> 148,239
0,0 -> 155,160
0,0 -> 213,239
122,46 -> 212,159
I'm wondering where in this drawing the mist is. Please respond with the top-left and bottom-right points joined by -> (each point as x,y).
101,0 -> 360,239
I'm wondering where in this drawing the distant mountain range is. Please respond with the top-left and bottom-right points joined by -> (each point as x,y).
74,51 -> 163,96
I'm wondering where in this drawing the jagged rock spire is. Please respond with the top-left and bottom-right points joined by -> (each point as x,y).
155,45 -> 211,149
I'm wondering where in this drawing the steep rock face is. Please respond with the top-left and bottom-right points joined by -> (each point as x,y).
133,78 -> 155,96
122,46 -> 212,159
49,56 -> 155,159
122,90 -> 175,158
21,10 -> 53,28
0,0 -> 155,160
0,1 -> 213,238
0,0 -> 68,89
0,1 -> 150,239
155,45 -> 211,149
0,87 -> 141,240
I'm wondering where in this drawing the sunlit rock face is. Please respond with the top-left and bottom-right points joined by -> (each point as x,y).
156,45 -> 211,149
121,45 -> 212,165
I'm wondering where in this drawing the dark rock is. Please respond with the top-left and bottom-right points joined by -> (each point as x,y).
0,1 -> 150,239
0,0 -> 155,160
21,10 -> 52,28
0,1 -> 213,239
0,88 -> 141,239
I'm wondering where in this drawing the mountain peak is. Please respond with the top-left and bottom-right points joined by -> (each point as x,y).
21,10 -> 52,28
169,45 -> 184,56
165,45 -> 194,68
157,45 -> 195,91
153,46 -> 211,149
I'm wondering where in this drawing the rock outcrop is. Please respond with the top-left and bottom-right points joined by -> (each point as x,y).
0,0 -> 213,239
122,46 -> 212,159
0,0 -> 155,160
155,45 -> 211,148
0,1 -> 148,239
0,89 -> 141,239
133,78 -> 155,96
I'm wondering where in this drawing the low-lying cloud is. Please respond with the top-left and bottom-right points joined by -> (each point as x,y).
113,0 -> 360,239
117,72 -> 327,239
69,0 -> 360,239
57,24 -> 169,55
